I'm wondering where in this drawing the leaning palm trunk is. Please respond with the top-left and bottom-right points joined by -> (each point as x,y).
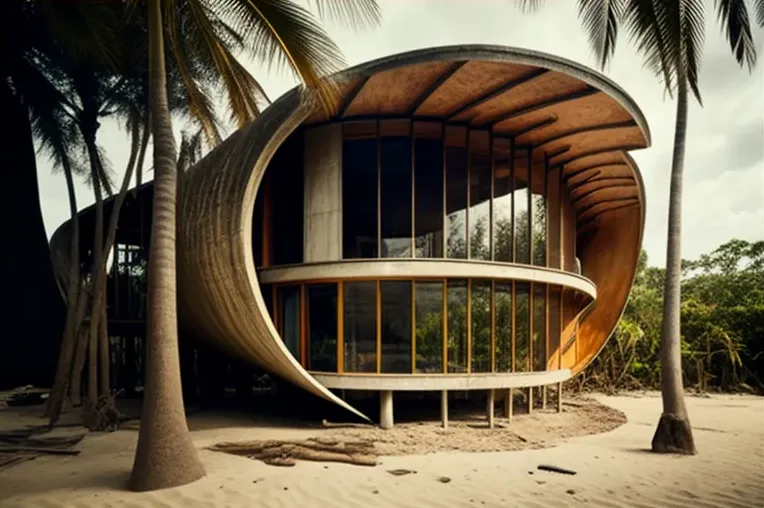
129,0 -> 205,492
46,157 -> 83,424
85,141 -> 105,408
651,77 -> 696,455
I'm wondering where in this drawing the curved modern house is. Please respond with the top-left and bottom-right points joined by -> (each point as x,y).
52,45 -> 649,427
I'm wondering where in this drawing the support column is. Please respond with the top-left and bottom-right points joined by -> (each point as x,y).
528,386 -> 533,414
304,124 -> 342,263
441,390 -> 448,429
542,385 -> 547,410
557,382 -> 563,413
487,389 -> 495,429
380,390 -> 394,429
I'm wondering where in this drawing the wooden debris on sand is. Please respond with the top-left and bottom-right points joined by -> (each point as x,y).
0,431 -> 85,470
537,464 -> 577,475
209,437 -> 378,467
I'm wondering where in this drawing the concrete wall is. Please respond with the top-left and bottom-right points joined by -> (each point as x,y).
303,124 -> 343,262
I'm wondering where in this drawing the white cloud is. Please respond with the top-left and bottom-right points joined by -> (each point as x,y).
36,0 -> 764,268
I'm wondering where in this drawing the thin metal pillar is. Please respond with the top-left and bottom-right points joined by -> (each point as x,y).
487,389 -> 495,429
441,390 -> 449,429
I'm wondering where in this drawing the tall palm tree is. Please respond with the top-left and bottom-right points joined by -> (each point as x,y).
0,0 -> 120,391
516,0 -> 761,454
130,0 -> 380,491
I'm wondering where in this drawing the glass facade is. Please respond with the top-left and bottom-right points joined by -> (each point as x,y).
257,121 -> 585,376
272,278 -> 570,375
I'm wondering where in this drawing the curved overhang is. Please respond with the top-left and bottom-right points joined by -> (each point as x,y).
50,45 -> 649,419
258,259 -> 597,301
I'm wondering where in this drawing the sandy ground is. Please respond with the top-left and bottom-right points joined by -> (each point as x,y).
0,392 -> 762,507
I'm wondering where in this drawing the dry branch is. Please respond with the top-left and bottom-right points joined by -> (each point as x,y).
0,446 -> 80,456
209,437 -> 378,467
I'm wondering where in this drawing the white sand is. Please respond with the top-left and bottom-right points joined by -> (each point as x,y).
1,392 -> 762,507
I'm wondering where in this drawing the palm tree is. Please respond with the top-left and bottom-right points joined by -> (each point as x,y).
0,0 -> 120,391
130,0 -> 379,491
516,0 -> 762,454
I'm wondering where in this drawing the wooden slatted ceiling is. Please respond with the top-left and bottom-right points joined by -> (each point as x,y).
343,61 -> 456,117
415,60 -> 537,116
505,92 -> 634,141
451,71 -> 590,125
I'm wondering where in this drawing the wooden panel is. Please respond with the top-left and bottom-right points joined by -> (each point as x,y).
507,93 -> 636,142
304,76 -> 367,124
417,60 -> 537,116
564,151 -> 628,175
456,72 -> 589,125
574,205 -> 642,373
560,188 -> 577,273
574,186 -> 639,211
548,127 -> 646,165
343,61 -> 455,117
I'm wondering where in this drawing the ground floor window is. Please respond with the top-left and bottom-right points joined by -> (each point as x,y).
269,278 -> 576,375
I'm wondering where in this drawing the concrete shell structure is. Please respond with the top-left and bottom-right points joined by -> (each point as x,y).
52,45 -> 649,424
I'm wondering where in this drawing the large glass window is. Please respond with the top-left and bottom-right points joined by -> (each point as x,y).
415,281 -> 444,373
414,122 -> 444,258
547,285 -> 562,370
471,279 -> 492,372
271,134 -> 304,265
380,280 -> 412,373
493,138 -> 512,262
469,131 -> 491,260
515,282 -> 530,372
343,281 -> 377,372
445,126 -> 468,259
277,285 -> 301,363
494,281 -> 512,372
380,120 -> 412,258
533,283 -> 547,371
532,159 -> 547,267
446,279 -> 468,372
513,148 -> 530,264
307,284 -> 338,372
342,122 -> 378,259
547,166 -> 561,269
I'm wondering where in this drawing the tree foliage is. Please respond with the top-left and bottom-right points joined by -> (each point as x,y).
579,239 -> 764,393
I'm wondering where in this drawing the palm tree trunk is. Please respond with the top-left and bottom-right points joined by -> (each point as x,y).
651,78 -> 696,455
129,0 -> 205,491
46,157 -> 82,423
87,152 -> 104,408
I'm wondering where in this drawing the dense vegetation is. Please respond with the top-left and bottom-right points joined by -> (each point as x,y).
578,239 -> 763,394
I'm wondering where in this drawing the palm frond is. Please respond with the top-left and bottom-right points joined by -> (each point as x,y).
622,0 -> 677,97
177,128 -> 205,174
755,0 -> 764,26
514,0 -> 546,13
680,0 -> 706,104
214,0 -> 346,115
714,0 -> 758,71
307,0 -> 381,32
577,0 -> 625,69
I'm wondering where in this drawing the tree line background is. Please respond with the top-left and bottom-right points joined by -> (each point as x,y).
576,239 -> 763,394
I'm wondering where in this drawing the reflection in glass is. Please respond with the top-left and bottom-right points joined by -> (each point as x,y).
277,285 -> 301,363
307,284 -> 338,372
342,134 -> 378,259
547,285 -> 562,370
343,281 -> 377,373
493,138 -> 512,262
513,148 -> 530,264
445,126 -> 468,259
381,281 -> 412,373
471,279 -> 491,372
414,123 -> 444,258
532,162 -> 547,266
469,131 -> 491,260
494,282 -> 512,372
415,281 -> 444,373
515,282 -> 530,372
533,283 -> 547,371
546,166 -> 561,269
447,279 -> 468,372
380,122 -> 412,257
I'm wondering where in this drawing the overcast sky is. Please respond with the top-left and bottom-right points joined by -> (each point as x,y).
36,0 -> 764,267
